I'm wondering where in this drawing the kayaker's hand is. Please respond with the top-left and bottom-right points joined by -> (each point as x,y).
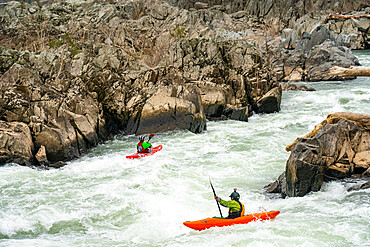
214,196 -> 219,201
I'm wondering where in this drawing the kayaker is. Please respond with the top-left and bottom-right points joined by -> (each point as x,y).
214,189 -> 245,219
137,135 -> 153,153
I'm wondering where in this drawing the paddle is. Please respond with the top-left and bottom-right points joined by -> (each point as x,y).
148,134 -> 154,142
209,177 -> 223,218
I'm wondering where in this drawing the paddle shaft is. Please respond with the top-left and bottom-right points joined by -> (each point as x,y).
210,179 -> 223,218
148,134 -> 154,142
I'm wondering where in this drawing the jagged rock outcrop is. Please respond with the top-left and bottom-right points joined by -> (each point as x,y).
282,12 -> 370,50
0,0 -> 367,167
265,112 -> 370,197
165,38 -> 281,116
0,59 -> 103,164
281,27 -> 360,82
0,0 -> 281,166
0,121 -> 34,165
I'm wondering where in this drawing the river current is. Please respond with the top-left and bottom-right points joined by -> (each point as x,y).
0,51 -> 369,247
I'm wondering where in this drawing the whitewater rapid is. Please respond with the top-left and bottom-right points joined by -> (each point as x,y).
0,51 -> 369,247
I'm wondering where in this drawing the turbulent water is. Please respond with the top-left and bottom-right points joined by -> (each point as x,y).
1,51 -> 369,247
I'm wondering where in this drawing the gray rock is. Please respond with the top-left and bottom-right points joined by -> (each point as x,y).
0,121 -> 34,166
305,41 -> 360,81
347,181 -> 370,192
255,86 -> 282,114
229,106 -> 249,122
284,114 -> 370,197
264,171 -> 286,197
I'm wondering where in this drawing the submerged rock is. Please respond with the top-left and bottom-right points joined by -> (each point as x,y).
347,181 -> 370,192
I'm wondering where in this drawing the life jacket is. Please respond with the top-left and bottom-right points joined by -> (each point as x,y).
137,141 -> 152,153
228,200 -> 244,219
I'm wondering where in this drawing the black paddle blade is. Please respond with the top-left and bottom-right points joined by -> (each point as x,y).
148,134 -> 154,141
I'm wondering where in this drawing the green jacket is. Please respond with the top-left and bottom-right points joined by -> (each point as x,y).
217,198 -> 241,213
141,142 -> 151,149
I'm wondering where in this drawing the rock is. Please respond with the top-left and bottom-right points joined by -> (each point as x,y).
264,171 -> 286,196
197,82 -> 233,118
0,53 -> 103,164
35,145 -> 49,166
285,70 -> 303,82
326,163 -> 352,179
255,86 -> 282,114
49,161 -> 67,169
283,113 -> 370,197
305,41 -> 360,81
362,168 -> 370,177
347,181 -> 370,192
353,151 -> 370,171
194,2 -> 209,10
0,121 -> 34,166
296,26 -> 337,51
229,106 -> 249,122
134,84 -> 206,134
280,82 -> 316,91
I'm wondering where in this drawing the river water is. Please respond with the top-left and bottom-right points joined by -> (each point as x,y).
1,51 -> 369,247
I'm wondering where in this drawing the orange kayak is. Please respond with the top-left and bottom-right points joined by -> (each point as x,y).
183,210 -> 280,231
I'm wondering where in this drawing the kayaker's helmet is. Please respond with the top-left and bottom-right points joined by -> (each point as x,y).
229,188 -> 240,200
139,136 -> 144,142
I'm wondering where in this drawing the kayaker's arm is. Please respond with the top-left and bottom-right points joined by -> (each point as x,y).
217,197 -> 232,207
217,198 -> 241,211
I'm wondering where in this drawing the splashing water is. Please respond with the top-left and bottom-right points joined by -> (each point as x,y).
0,51 -> 369,247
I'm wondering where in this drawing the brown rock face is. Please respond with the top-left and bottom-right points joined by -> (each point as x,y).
135,84 -> 206,134
35,145 -> 48,166
2,0 -> 364,167
0,61 -> 102,164
0,121 -> 34,165
284,113 -> 370,197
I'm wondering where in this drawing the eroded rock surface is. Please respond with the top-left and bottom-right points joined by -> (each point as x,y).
0,0 -> 367,166
265,112 -> 370,197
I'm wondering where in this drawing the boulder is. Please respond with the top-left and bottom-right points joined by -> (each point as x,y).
134,84 -> 206,134
353,151 -> 370,171
347,181 -> 370,192
255,86 -> 282,114
35,145 -> 49,166
0,121 -> 34,166
264,171 -> 286,196
305,41 -> 360,81
283,113 -> 370,197
197,81 -> 234,118
229,106 -> 249,122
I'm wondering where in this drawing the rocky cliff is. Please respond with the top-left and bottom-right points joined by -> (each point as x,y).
0,0 -> 368,167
